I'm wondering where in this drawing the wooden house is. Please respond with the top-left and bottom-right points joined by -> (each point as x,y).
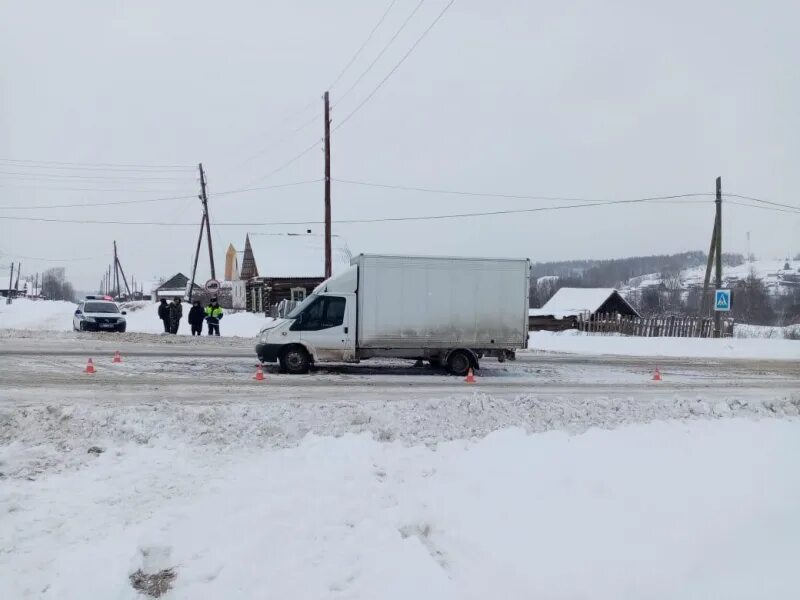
529,287 -> 639,331
238,233 -> 352,314
154,273 -> 202,302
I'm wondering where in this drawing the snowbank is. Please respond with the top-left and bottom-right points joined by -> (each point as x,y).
0,299 -> 268,337
0,298 -> 76,330
734,323 -> 800,340
529,330 -> 800,359
2,419 -> 799,598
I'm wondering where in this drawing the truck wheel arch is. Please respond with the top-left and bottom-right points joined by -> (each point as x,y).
444,348 -> 479,376
279,344 -> 314,374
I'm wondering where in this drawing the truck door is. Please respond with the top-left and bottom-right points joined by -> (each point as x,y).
292,295 -> 355,362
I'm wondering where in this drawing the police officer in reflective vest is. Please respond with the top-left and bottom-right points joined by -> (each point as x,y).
205,298 -> 223,336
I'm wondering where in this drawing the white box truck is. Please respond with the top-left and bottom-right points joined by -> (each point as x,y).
255,254 -> 530,375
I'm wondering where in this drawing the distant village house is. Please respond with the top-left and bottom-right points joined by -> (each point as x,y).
229,233 -> 351,314
529,287 -> 639,331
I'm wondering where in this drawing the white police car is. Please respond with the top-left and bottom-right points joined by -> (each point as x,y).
73,296 -> 127,332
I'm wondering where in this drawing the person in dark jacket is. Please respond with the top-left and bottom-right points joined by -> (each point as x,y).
157,298 -> 170,333
168,297 -> 183,334
188,300 -> 205,336
205,298 -> 223,336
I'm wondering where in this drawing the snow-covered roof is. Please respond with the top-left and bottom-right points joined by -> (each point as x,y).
530,287 -> 639,318
247,234 -> 352,279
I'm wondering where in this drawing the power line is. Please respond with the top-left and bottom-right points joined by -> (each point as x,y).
226,1 -> 403,170
0,183 -> 195,194
0,179 -> 322,210
0,158 -> 193,170
227,1 -> 402,173
0,170 -> 194,183
334,0 -> 457,132
334,0 -> 426,108
335,178 -> 715,203
726,199 -> 800,214
0,193 -> 197,211
231,0 -> 402,170
239,0 -> 452,186
723,193 -> 800,212
328,0 -> 400,91
0,253 -> 98,262
211,178 -> 323,198
0,194 -> 718,227
237,111 -> 324,169
0,160 -> 195,174
242,139 -> 323,186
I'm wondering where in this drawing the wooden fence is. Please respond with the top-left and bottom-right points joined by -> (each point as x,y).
576,313 -> 734,338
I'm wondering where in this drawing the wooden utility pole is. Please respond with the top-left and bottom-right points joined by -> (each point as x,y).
188,214 -> 206,302
6,262 -> 13,304
199,163 -> 216,281
112,241 -> 131,298
14,262 -> 21,291
713,176 -> 723,338
113,241 -> 120,298
699,216 -> 718,317
324,91 -> 332,279
116,257 -> 131,298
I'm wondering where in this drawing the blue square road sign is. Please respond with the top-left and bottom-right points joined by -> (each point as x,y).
714,289 -> 731,312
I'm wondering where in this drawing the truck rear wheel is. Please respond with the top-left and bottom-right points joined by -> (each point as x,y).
280,346 -> 310,374
446,350 -> 473,377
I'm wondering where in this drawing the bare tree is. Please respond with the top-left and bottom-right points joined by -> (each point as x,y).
732,270 -> 774,325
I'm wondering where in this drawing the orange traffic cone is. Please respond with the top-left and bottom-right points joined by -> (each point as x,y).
112,351 -> 122,364
465,368 -> 476,384
652,368 -> 662,381
254,365 -> 265,381
85,358 -> 96,374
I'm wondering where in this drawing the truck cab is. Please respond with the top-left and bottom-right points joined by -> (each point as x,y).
256,266 -> 358,373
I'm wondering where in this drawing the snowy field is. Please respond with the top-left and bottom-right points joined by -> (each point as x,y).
0,298 -> 268,337
2,419 -> 799,599
529,330 -> 800,360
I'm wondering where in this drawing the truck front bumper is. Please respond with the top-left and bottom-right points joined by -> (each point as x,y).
255,342 -> 282,363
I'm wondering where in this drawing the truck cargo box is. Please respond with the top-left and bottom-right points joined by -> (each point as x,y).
354,254 -> 529,350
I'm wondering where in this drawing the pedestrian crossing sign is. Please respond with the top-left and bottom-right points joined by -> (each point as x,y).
714,289 -> 731,312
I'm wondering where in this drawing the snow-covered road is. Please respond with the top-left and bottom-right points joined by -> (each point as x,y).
1,330 -> 798,598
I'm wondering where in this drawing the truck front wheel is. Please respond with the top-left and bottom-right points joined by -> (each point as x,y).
446,350 -> 473,377
280,346 -> 311,374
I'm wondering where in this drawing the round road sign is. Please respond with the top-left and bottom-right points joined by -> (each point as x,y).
205,279 -> 221,293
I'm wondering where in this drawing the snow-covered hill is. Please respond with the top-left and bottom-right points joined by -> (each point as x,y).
618,259 -> 800,296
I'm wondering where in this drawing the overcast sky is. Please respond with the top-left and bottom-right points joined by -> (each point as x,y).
2,0 -> 799,290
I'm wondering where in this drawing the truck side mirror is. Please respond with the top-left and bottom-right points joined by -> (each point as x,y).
74,310 -> 82,315
121,310 -> 127,315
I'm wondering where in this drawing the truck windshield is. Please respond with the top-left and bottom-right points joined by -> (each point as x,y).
286,294 -> 317,319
